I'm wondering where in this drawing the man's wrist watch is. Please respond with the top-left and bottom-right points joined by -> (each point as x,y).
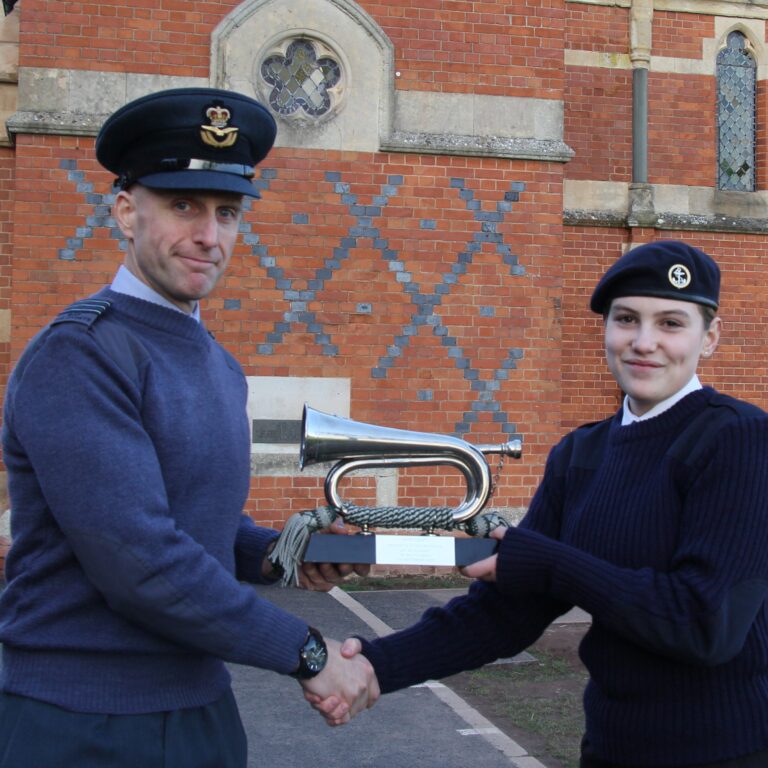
291,627 -> 328,679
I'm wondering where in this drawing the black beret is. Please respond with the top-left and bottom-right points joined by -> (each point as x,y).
95,87 -> 277,197
590,240 -> 720,314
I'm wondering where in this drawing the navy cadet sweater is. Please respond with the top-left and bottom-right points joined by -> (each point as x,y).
0,289 -> 309,714
360,388 -> 768,767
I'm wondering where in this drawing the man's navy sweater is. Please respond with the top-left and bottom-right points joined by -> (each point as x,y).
0,289 -> 308,714
361,389 -> 768,766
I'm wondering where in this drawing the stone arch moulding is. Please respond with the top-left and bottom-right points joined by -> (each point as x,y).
705,17 -> 767,77
716,23 -> 763,64
211,0 -> 395,153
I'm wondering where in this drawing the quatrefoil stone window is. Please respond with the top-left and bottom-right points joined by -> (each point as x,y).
260,38 -> 343,121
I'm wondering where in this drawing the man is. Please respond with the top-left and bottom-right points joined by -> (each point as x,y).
0,87 -> 378,767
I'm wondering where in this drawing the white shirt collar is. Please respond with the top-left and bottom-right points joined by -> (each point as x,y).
621,375 -> 702,425
111,265 -> 200,322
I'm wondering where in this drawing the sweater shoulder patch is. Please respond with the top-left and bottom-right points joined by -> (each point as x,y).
667,397 -> 762,468
50,298 -> 112,329
50,299 -> 146,384
562,418 -> 613,470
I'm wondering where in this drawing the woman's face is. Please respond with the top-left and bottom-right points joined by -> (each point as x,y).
604,295 -> 721,416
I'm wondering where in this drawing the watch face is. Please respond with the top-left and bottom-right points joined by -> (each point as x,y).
292,629 -> 328,679
304,634 -> 328,674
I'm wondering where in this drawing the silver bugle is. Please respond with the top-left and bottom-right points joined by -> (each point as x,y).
299,405 -> 522,523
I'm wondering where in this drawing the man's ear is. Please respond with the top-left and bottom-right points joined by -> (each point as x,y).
112,189 -> 136,239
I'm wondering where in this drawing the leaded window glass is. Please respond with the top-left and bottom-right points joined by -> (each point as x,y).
717,31 -> 756,192
261,38 -> 342,118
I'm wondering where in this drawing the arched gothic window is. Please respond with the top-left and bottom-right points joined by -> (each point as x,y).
717,31 -> 756,191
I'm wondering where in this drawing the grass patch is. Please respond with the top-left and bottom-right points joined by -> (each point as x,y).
461,647 -> 587,768
509,691 -> 584,768
473,648 -> 575,683
339,574 -> 472,592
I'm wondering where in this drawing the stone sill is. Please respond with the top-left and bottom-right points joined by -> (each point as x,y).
381,131 -> 575,163
6,110 -> 106,138
564,208 -> 768,234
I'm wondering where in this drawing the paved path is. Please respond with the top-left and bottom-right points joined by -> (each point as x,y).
233,585 -> 585,768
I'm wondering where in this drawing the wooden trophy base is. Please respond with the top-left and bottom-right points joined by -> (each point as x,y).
303,533 -> 498,567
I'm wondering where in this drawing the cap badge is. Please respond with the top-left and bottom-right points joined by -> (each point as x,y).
200,106 -> 239,149
668,264 -> 691,290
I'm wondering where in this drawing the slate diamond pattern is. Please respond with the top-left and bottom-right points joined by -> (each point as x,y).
56,160 -> 527,440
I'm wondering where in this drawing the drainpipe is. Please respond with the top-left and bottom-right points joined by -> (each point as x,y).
628,0 -> 656,227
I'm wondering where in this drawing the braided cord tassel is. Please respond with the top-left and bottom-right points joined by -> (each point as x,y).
269,507 -> 338,586
461,510 -> 511,537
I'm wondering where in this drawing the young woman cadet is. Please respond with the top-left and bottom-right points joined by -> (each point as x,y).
322,240 -> 768,768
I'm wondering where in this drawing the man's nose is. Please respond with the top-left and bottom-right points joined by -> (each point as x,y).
193,212 -> 220,247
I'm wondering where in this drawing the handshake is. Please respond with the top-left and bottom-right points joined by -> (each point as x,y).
286,524 -> 504,726
298,637 -> 379,727
290,524 -> 504,726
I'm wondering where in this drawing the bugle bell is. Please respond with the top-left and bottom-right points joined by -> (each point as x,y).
300,405 -> 522,524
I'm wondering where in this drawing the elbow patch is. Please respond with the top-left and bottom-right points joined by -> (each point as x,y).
622,578 -> 768,665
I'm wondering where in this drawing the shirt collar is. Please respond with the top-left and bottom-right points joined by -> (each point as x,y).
621,375 -> 702,425
111,265 -> 200,322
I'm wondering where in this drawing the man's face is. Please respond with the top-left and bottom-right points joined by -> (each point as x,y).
604,295 -> 720,416
114,185 -> 244,313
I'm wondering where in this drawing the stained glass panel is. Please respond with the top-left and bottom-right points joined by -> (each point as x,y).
717,31 -> 756,192
261,39 -> 341,118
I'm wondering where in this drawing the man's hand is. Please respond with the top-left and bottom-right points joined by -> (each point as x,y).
297,519 -> 371,592
300,638 -> 380,726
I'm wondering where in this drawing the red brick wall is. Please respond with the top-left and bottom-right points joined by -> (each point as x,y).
3,1 -> 768,539
648,72 -> 716,187
654,10 -> 715,60
18,0 -> 233,75
0,145 -> 11,571
0,146 -> 13,377
565,2 -> 629,54
565,66 -> 633,182
9,134 -> 119,358
358,0 -> 566,97
18,0 -> 567,99
560,227 -> 626,433
7,130 -> 567,523
757,79 -> 768,191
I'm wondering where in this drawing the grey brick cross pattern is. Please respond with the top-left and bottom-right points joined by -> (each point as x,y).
56,160 -> 526,440
247,169 -> 526,440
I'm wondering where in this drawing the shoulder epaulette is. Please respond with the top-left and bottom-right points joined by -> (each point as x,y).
51,299 -> 112,329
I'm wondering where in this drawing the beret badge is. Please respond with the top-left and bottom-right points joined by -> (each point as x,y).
668,264 -> 692,290
200,106 -> 239,149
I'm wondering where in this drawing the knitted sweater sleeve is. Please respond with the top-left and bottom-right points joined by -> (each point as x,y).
359,582 -> 569,694
359,451 -> 572,694
234,514 -> 282,585
496,415 -> 768,665
3,326 -> 308,674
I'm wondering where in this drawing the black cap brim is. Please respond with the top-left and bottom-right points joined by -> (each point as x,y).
136,169 -> 260,197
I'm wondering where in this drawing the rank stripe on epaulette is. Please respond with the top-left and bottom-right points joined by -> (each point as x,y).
51,299 -> 112,327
